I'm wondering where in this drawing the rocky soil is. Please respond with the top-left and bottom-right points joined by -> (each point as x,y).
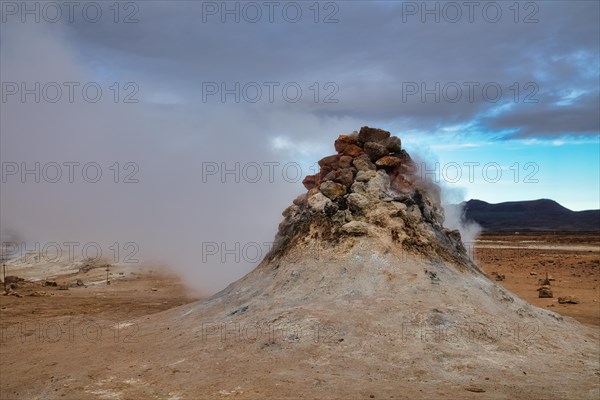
474,232 -> 600,327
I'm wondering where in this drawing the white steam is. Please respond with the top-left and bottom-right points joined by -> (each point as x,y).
408,147 -> 482,247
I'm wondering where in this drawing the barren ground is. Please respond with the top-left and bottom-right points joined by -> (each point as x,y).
0,233 -> 598,399
473,233 -> 600,327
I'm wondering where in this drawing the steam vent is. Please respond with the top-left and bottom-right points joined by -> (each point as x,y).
81,128 -> 599,399
269,126 -> 473,269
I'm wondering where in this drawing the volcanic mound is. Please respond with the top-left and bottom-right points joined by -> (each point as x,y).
57,128 -> 600,399
269,126 -> 473,270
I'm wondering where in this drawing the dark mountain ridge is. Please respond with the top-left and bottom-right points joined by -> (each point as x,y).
458,199 -> 600,232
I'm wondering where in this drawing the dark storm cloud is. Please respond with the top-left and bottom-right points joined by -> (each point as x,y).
54,0 -> 599,138
482,92 -> 600,137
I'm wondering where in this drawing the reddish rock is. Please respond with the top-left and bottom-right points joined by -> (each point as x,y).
358,126 -> 391,143
397,150 -> 416,174
317,155 -> 340,177
322,170 -> 336,182
339,155 -> 353,169
322,168 -> 354,187
389,171 -> 415,193
385,136 -> 401,153
302,173 -> 322,190
334,168 -> 355,187
364,142 -> 389,161
398,149 -> 413,163
318,154 -> 340,169
334,135 -> 357,153
375,156 -> 401,168
343,144 -> 364,157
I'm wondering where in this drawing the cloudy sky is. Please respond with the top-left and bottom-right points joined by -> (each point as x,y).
1,1 -> 599,293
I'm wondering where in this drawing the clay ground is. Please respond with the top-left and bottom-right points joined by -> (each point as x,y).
0,264 -> 202,329
0,233 -> 598,399
0,262 -> 203,399
473,232 -> 600,328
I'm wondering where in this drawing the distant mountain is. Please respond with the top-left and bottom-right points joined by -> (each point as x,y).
456,199 -> 600,232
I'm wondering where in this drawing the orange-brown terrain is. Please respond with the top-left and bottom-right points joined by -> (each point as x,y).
0,261 -> 202,399
474,233 -> 600,327
0,236 -> 598,399
0,263 -> 201,327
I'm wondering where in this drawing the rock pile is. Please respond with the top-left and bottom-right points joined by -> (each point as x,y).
537,272 -> 553,298
270,126 -> 473,268
538,286 -> 553,298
